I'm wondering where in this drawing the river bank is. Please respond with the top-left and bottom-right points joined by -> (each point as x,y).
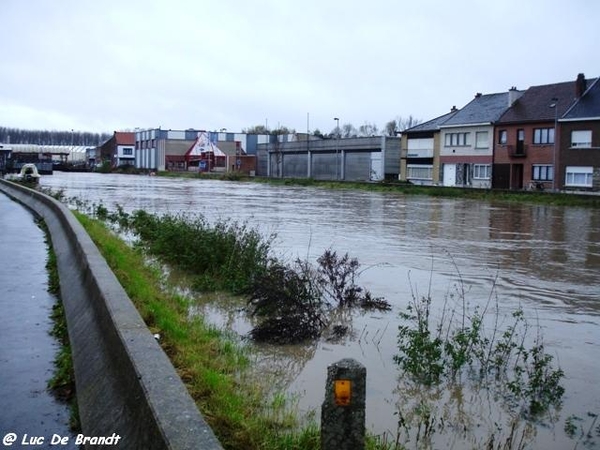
156,171 -> 600,208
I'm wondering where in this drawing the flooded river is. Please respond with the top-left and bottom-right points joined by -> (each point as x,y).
41,172 -> 600,448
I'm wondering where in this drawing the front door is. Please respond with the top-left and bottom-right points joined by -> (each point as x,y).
443,164 -> 456,186
462,163 -> 472,186
511,164 -> 523,189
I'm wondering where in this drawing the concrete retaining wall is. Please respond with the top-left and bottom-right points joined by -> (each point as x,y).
0,180 -> 223,450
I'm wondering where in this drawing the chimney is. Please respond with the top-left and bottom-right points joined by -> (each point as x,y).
450,105 -> 457,112
508,86 -> 520,106
576,73 -> 587,97
475,93 -> 482,98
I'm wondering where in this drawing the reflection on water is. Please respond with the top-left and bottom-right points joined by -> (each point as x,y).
40,172 -> 600,449
393,381 -> 538,450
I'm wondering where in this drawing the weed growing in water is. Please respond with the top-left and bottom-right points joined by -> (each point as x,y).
394,273 -> 564,417
392,267 -> 565,448
564,412 -> 600,448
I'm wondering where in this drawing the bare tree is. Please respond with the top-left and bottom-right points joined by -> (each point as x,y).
312,128 -> 325,138
339,123 -> 357,138
384,120 -> 398,136
271,126 -> 295,136
242,125 -> 269,134
383,116 -> 422,135
243,124 -> 295,135
358,121 -> 379,137
396,115 -> 421,132
329,123 -> 357,139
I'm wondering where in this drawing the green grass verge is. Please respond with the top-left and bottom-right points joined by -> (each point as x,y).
41,219 -> 80,430
252,178 -> 600,207
74,212 -> 323,449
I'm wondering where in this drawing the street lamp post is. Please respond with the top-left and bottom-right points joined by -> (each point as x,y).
549,98 -> 558,191
334,117 -> 339,180
71,129 -> 74,167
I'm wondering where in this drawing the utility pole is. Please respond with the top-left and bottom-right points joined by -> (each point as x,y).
334,117 -> 340,180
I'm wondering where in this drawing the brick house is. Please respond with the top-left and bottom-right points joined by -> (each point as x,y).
559,77 -> 600,191
439,89 -> 522,188
493,74 -> 594,190
98,131 -> 135,168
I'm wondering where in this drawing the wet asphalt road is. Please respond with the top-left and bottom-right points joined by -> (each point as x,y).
0,193 -> 78,448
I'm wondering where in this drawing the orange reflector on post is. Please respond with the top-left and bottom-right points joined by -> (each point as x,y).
334,379 -> 351,406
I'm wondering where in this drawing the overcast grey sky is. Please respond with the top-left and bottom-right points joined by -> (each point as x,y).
2,0 -> 599,135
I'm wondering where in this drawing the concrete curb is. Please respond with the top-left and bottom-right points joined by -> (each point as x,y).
0,180 -> 223,450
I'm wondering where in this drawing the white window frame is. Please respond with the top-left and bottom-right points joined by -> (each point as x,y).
571,130 -> 592,148
533,128 -> 555,144
475,131 -> 489,149
407,164 -> 433,180
473,164 -> 491,179
444,132 -> 470,147
565,166 -> 593,187
532,164 -> 553,181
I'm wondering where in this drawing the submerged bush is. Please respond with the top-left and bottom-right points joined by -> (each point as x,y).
90,205 -> 390,344
247,250 -> 390,344
394,285 -> 564,418
317,250 -> 390,310
391,272 -> 566,449
247,260 -> 325,344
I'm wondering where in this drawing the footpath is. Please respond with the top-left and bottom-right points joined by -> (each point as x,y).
0,193 -> 78,449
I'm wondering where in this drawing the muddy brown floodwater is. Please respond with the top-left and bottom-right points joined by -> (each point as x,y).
41,172 -> 600,449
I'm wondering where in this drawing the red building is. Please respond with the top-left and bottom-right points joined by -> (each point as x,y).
493,74 -> 594,190
559,77 -> 600,190
98,131 -> 135,168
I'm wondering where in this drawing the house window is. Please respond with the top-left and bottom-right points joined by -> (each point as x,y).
444,132 -> 470,146
533,128 -> 555,144
122,147 -> 133,156
407,164 -> 433,180
475,131 -> 489,148
473,164 -> 491,179
498,130 -> 507,144
532,165 -> 553,181
571,130 -> 592,148
565,166 -> 593,187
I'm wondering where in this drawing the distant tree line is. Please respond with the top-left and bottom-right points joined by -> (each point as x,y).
244,115 -> 421,140
0,126 -> 111,147
241,125 -> 296,135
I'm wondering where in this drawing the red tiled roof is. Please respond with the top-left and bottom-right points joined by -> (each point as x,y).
114,131 -> 135,145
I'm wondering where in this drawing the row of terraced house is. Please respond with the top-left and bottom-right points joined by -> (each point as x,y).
401,73 -> 600,191
92,72 -> 599,192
